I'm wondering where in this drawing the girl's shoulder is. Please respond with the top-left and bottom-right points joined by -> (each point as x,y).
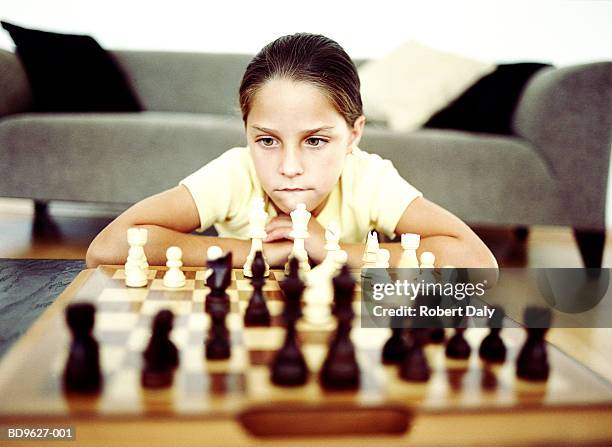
346,146 -> 395,175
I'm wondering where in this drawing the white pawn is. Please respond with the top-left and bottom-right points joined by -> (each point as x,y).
375,248 -> 391,268
419,251 -> 436,269
204,245 -> 224,281
398,233 -> 420,268
207,245 -> 223,261
362,231 -> 379,268
163,246 -> 186,288
125,227 -> 149,288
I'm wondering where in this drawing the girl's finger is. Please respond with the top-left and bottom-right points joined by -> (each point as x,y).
265,227 -> 293,242
265,218 -> 293,233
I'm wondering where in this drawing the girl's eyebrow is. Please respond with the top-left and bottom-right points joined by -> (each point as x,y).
251,125 -> 335,135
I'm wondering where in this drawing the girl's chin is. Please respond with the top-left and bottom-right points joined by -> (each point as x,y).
270,195 -> 316,215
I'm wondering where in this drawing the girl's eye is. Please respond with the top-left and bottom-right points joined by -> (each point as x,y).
306,137 -> 327,148
257,137 -> 277,148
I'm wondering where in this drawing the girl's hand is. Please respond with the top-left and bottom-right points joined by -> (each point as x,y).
264,214 -> 327,263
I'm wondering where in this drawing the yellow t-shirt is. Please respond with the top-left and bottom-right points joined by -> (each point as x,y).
179,146 -> 422,243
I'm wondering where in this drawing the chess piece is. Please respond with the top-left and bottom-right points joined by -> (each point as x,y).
516,307 -> 551,381
361,231 -> 379,268
203,245 -> 223,281
382,316 -> 410,364
303,250 -> 348,325
244,251 -> 271,326
429,327 -> 446,344
204,250 -> 233,360
284,203 -> 311,275
320,265 -> 360,390
375,248 -> 390,268
419,251 -> 436,269
324,220 -> 341,252
243,197 -> 270,278
125,227 -> 149,287
271,257 -> 308,386
398,233 -> 420,268
445,328 -> 471,359
207,245 -> 223,260
399,329 -> 431,382
63,302 -> 102,394
478,305 -> 506,363
163,246 -> 186,288
410,289 -> 441,345
141,310 -> 179,388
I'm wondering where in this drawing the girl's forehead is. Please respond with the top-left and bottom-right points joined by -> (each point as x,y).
248,79 -> 343,126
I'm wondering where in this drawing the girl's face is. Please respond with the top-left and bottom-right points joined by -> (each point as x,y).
247,78 -> 365,215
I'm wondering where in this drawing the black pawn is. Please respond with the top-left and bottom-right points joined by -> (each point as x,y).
517,307 -> 551,381
445,328 -> 471,359
63,302 -> 102,394
412,285 -> 444,345
399,329 -> 430,382
142,310 -> 179,388
205,252 -> 232,360
320,265 -> 360,390
382,328 -> 408,364
244,251 -> 271,327
382,315 -> 409,364
271,257 -> 308,386
429,328 -> 446,344
479,305 -> 506,363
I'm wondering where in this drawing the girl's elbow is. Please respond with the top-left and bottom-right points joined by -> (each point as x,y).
86,243 -> 102,268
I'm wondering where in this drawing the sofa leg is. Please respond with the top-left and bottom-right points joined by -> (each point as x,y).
573,228 -> 605,268
32,200 -> 61,239
34,200 -> 49,221
514,226 -> 529,242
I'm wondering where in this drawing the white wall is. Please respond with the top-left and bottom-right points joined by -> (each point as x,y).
1,0 -> 610,65
1,0 -> 611,224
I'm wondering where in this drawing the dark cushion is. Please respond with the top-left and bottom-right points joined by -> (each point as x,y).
1,21 -> 141,112
424,63 -> 551,135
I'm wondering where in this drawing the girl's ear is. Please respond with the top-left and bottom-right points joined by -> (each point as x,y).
347,115 -> 365,153
347,115 -> 366,153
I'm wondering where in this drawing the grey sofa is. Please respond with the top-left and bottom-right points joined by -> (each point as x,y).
1,49 -> 611,265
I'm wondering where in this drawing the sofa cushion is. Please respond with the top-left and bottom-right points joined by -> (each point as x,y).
1,21 -> 141,113
360,128 -> 568,226
358,41 -> 495,132
425,63 -> 551,135
0,112 -> 246,203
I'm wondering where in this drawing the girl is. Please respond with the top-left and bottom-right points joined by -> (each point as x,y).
86,33 -> 497,271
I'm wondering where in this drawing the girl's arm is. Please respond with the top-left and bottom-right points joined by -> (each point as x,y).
85,185 -> 292,268
391,197 -> 498,269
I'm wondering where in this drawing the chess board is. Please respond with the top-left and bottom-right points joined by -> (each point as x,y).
1,266 -> 612,446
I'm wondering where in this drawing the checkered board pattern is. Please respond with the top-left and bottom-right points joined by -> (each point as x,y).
1,265 -> 611,419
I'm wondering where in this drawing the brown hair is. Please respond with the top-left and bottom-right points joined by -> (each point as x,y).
239,33 -> 363,127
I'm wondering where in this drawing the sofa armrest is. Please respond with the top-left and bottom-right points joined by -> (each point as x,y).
0,49 -> 32,118
513,62 -> 612,230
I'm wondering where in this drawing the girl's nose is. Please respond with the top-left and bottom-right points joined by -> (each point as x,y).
279,146 -> 304,178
